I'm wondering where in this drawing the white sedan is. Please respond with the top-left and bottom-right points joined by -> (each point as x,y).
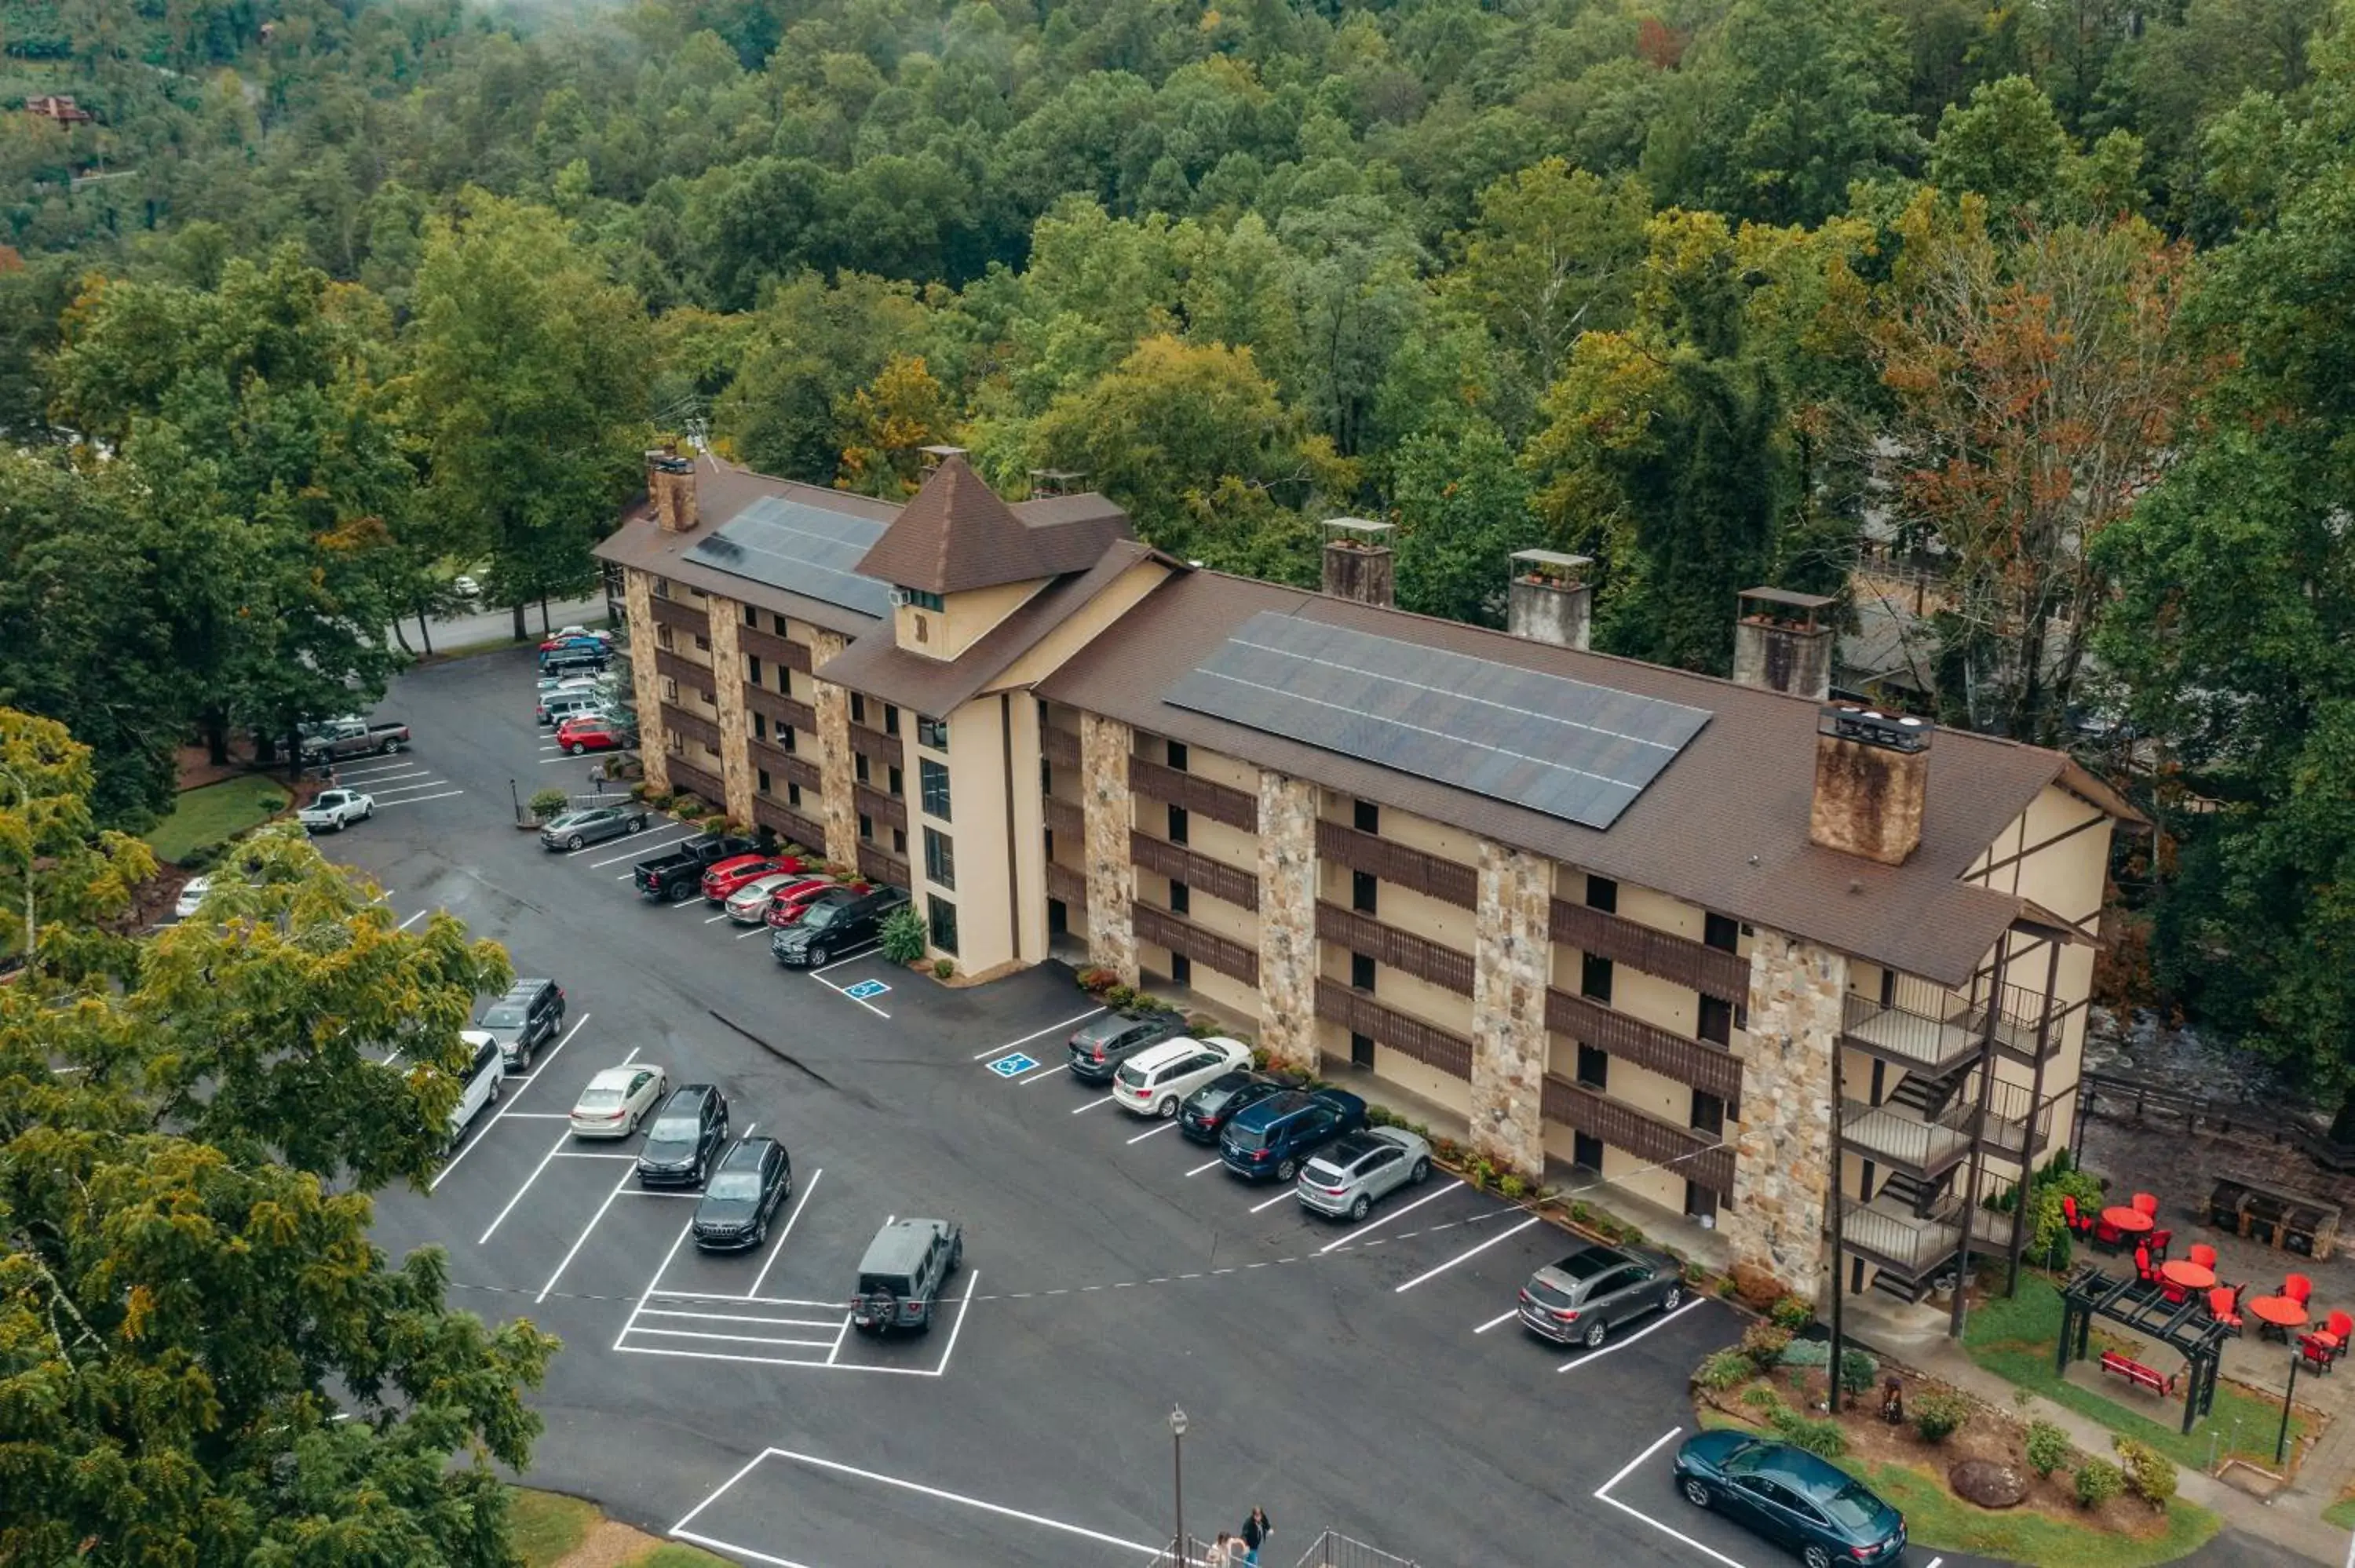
569,1064 -> 670,1138
725,871 -> 811,924
1113,1034 -> 1255,1118
298,789 -> 374,832
172,877 -> 212,921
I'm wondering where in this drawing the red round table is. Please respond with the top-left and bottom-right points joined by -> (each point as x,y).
2160,1260 -> 2215,1291
2250,1294 -> 2308,1342
2103,1205 -> 2154,1234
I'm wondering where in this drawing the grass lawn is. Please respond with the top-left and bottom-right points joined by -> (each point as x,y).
2324,1493 -> 2355,1531
144,775 -> 290,864
506,1489 -> 599,1568
629,1546 -> 733,1567
1964,1274 -> 2306,1470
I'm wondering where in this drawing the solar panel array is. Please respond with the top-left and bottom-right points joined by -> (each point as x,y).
685,496 -> 891,616
1164,612 -> 1711,831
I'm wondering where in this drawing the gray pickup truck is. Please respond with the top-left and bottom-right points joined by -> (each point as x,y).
301,717 -> 411,761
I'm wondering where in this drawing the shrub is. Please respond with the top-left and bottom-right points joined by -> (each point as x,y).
177,841 -> 225,872
1740,1385 -> 1783,1413
1769,1295 -> 1816,1333
2025,1420 -> 2072,1478
932,957 -> 955,980
1911,1390 -> 1971,1444
1769,1408 -> 1849,1460
878,906 -> 926,965
1498,1174 -> 1528,1201
1105,983 -> 1137,1009
1838,1348 -> 1879,1398
1075,967 -> 1119,994
645,791 -> 674,811
1777,1339 -> 1830,1369
257,795 -> 286,812
1365,1104 -> 1395,1128
1740,1322 -> 1792,1371
1185,1013 -> 1218,1037
528,787 -> 569,819
671,794 -> 706,817
2075,1458 -> 2124,1508
1250,1046 -> 1271,1070
1696,1350 -> 1752,1391
2114,1439 -> 2175,1508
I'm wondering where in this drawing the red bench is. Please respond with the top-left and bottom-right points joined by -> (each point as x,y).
2098,1349 -> 2178,1397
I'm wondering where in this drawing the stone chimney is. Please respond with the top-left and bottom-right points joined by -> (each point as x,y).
1809,705 -> 1932,866
1732,587 -> 1834,701
1321,519 -> 1395,608
647,450 -> 699,534
1507,550 -> 1594,651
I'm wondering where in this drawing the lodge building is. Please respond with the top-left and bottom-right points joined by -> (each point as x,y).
594,449 -> 2137,1311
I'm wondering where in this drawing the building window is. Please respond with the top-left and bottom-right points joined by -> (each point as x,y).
884,704 -> 900,736
1353,799 -> 1379,834
652,577 -> 671,600
1043,828 -> 1054,860
757,768 -> 772,796
851,694 -> 867,726
1041,760 -> 1053,795
699,690 -> 715,710
1169,881 -> 1189,915
1350,1032 -> 1375,1067
787,782 -> 803,808
1572,1131 -> 1604,1172
1698,995 -> 1734,1047
1575,1044 -> 1608,1088
778,667 -> 792,696
660,676 -> 678,703
780,726 -> 796,753
1690,1090 -> 1725,1139
1684,1181 -> 1719,1223
1704,912 -> 1739,953
892,826 -> 907,854
919,760 -> 951,820
771,613 -> 788,635
1167,804 -> 1188,845
859,813 -> 874,842
747,654 -> 762,684
752,713 -> 767,742
1170,952 -> 1192,986
888,764 -> 903,798
907,588 -> 945,612
925,828 -> 955,889
656,625 -> 675,651
693,634 -> 710,652
1580,953 -> 1613,1004
1167,740 -> 1188,771
665,733 -> 684,756
918,714 -> 949,749
928,896 -> 958,954
742,603 -> 757,626
856,753 -> 871,785
1350,951 -> 1375,991
1586,875 -> 1618,913
1351,870 -> 1377,915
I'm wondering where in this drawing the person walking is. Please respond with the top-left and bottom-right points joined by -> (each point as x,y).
1241,1505 -> 1272,1564
1205,1531 -> 1236,1566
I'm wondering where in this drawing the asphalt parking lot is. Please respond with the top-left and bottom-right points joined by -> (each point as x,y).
321,648 -> 2296,1568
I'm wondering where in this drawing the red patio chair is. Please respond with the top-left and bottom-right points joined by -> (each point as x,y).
2208,1286 -> 2244,1336
2317,1310 -> 2354,1351
2135,1245 -> 2161,1286
2189,1243 -> 2218,1271
2286,1273 -> 2315,1307
2094,1215 -> 2125,1251
2148,1227 -> 2174,1259
2134,1191 -> 2160,1217
2299,1327 -> 2339,1373
2063,1195 -> 2094,1237
2160,1273 -> 2192,1306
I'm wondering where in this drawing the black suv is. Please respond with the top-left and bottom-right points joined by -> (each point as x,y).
1067,1008 -> 1190,1083
691,1136 -> 792,1251
850,1217 -> 962,1334
769,884 -> 911,968
476,979 -> 564,1070
635,1084 -> 730,1187
1179,1070 -> 1287,1144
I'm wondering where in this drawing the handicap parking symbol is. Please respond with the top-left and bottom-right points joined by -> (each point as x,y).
988,1052 -> 1037,1078
843,979 -> 892,1001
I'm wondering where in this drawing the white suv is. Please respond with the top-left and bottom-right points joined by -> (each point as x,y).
1112,1035 -> 1254,1119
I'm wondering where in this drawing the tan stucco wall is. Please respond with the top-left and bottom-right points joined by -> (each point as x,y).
984,562 -> 1175,691
1181,814 -> 1258,875
1002,691 -> 1048,967
1178,743 -> 1258,795
926,691 -> 1022,973
624,570 -> 669,796
1319,865 -> 1477,954
894,577 -> 1043,662
1357,800 -> 1483,866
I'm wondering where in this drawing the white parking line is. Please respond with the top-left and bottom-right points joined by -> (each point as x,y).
671,1449 -> 777,1543
1126,1121 -> 1178,1144
374,790 -> 465,808
809,944 -> 880,976
1017,1062 -> 1069,1085
633,1326 -> 839,1349
1594,1427 -> 1748,1568
554,1150 -> 638,1160
1557,1296 -> 1706,1372
736,921 -> 773,939
933,1269 -> 977,1377
972,1007 -> 1107,1059
703,909 -> 732,923
367,779 -> 455,798
426,1012 -> 590,1191
514,1012 -> 591,1097
746,1168 -> 823,1300
1473,1307 -> 1519,1334
342,766 -> 429,785
539,1164 -> 637,1302
824,1312 -> 852,1365
809,972 -> 889,1019
1393,1215 -> 1542,1293
338,761 -> 418,781
396,910 -> 427,931
1069,1094 -> 1113,1114
501,1111 -> 572,1119
591,830 -> 692,866
1186,1158 -> 1223,1176
641,1308 -> 843,1329
536,755 -> 586,765
1316,1180 -> 1464,1254
1249,1188 -> 1294,1213
480,1129 -> 574,1244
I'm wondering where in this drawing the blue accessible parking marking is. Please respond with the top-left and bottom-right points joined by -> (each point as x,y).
843,979 -> 891,1001
988,1052 -> 1037,1078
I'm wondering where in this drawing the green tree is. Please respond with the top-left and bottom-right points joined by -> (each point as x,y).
716,272 -> 932,483
1928,76 -> 2073,222
1451,160 -> 1649,410
408,193 -> 650,640
0,710 -> 557,1565
1390,420 -> 1534,626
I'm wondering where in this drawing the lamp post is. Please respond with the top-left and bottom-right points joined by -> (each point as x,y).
508,777 -> 523,826
2277,1345 -> 2302,1466
1170,1405 -> 1188,1566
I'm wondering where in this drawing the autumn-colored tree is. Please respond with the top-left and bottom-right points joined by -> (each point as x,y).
838,353 -> 954,498
1842,191 -> 2206,742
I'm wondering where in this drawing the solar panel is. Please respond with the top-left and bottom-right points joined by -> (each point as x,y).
684,497 -> 891,616
1164,612 -> 1711,830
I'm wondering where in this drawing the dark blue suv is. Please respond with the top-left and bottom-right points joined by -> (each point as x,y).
1219,1088 -> 1367,1182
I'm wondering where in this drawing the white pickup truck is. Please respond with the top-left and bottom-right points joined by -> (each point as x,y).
298,789 -> 375,832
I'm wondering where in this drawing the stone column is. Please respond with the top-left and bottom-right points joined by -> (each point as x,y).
1079,713 -> 1137,984
623,569 -> 669,796
706,596 -> 754,825
1255,770 -> 1319,1074
1470,838 -> 1550,1180
1722,928 -> 1848,1304
810,629 -> 858,865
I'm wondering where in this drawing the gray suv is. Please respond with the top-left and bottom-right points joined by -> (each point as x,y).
1067,1008 -> 1190,1083
850,1218 -> 963,1334
1517,1242 -> 1685,1350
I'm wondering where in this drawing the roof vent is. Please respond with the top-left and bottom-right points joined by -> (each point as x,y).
1508,549 -> 1594,651
1733,586 -> 1835,700
1320,518 -> 1395,607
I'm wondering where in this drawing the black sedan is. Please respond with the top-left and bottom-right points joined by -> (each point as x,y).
692,1136 -> 793,1251
1674,1432 -> 1906,1568
1178,1070 -> 1287,1144
634,1083 -> 729,1187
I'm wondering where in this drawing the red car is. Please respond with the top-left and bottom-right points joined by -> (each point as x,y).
555,715 -> 633,754
538,629 -> 612,653
763,877 -> 840,928
700,854 -> 808,903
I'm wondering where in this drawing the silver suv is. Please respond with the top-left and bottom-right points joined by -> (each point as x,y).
1517,1242 -> 1685,1350
851,1218 -> 963,1334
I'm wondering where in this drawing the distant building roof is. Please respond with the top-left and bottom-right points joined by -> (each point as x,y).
855,454 -> 1132,594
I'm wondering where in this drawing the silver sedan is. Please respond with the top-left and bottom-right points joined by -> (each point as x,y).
569,1064 -> 670,1138
1295,1126 -> 1433,1221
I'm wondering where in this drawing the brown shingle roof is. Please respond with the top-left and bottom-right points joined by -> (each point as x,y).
856,455 -> 1133,593
1037,571 -> 2094,986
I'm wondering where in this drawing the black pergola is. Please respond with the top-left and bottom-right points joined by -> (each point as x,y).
2056,1265 -> 2234,1435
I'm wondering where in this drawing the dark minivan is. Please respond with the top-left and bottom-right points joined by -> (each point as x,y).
635,1084 -> 731,1187
1218,1088 -> 1367,1182
769,884 -> 911,968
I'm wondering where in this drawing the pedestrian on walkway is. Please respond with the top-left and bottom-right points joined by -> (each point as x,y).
1241,1505 -> 1271,1564
1206,1530 -> 1236,1566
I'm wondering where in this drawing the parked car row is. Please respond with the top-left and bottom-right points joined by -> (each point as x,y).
616,833 -> 913,970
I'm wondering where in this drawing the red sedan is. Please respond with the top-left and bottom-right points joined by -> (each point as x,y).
700,853 -> 808,903
763,877 -> 841,928
555,715 -> 633,754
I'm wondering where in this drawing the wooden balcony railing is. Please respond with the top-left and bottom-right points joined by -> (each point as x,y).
661,702 -> 723,752
750,739 -> 820,794
856,843 -> 910,889
648,595 -> 708,635
1127,756 -> 1257,831
652,646 -> 712,692
1314,902 -> 1473,996
1545,987 -> 1743,1103
1313,979 -> 1472,1080
1541,1074 -> 1735,1197
1132,832 -> 1260,913
666,757 -> 724,809
1046,861 -> 1086,907
1043,727 -> 1080,768
849,725 -> 904,769
745,687 -> 816,737
854,784 -> 906,832
752,797 -> 825,854
739,622 -> 811,673
1134,903 -> 1259,986
1549,899 -> 1749,1001
1313,820 -> 1477,910
1045,797 -> 1083,841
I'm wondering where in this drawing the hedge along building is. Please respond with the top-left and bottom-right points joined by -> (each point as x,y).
597,449 -> 2138,1315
